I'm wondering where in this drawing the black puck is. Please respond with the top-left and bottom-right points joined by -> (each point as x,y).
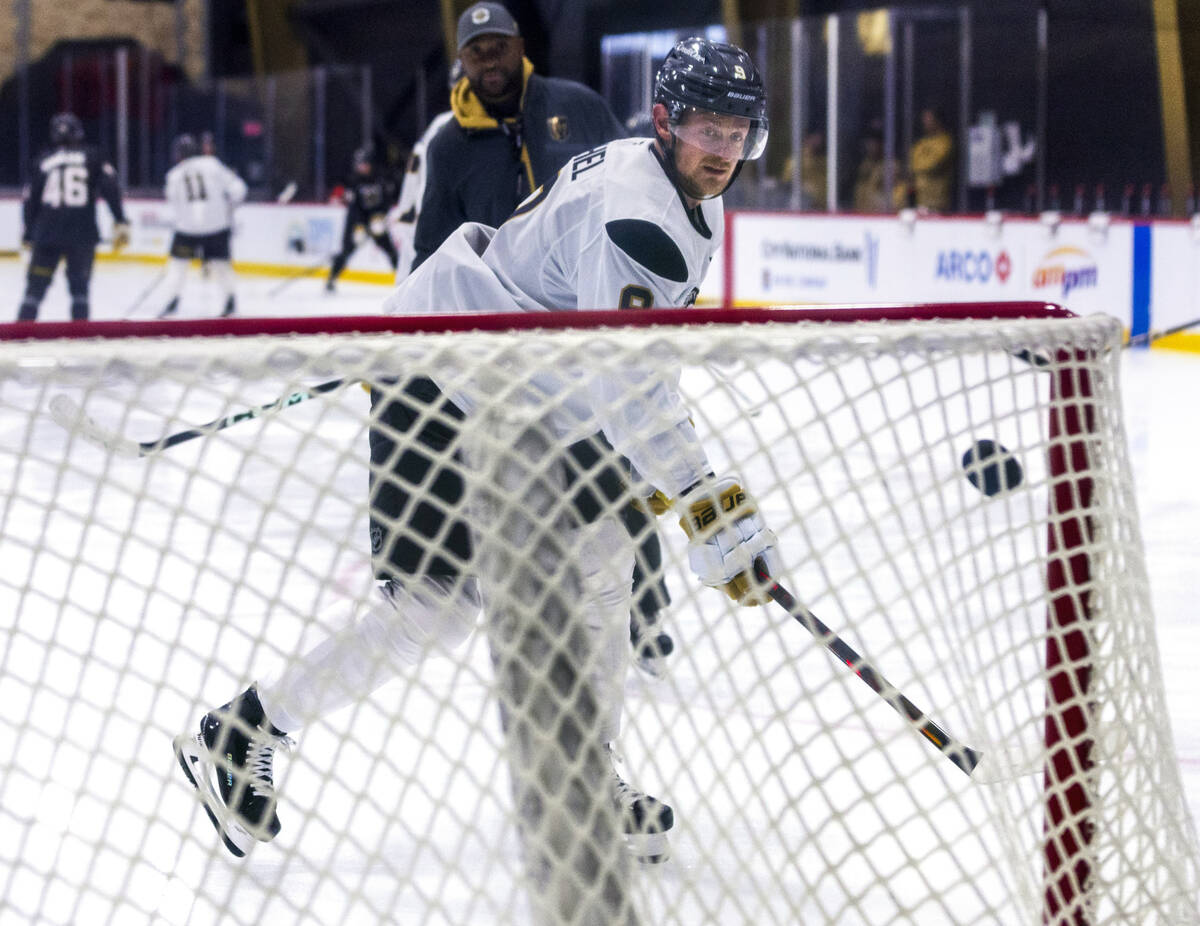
961,439 -> 1024,497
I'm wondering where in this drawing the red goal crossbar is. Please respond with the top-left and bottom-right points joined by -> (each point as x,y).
0,301 -> 1075,342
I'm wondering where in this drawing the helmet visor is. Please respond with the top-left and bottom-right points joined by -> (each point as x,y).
670,109 -> 769,161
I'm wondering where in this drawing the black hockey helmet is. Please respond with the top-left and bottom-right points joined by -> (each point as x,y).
353,144 -> 375,169
652,40 -> 763,200
49,112 -> 85,146
653,38 -> 769,161
172,133 -> 199,163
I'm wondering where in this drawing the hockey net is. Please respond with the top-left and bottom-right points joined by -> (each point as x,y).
1,303 -> 1197,926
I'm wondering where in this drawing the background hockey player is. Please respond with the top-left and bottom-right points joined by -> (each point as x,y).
391,110 -> 453,284
16,112 -> 129,321
158,132 -> 248,318
390,60 -> 457,285
174,37 -> 776,888
325,144 -> 399,292
406,0 -> 676,676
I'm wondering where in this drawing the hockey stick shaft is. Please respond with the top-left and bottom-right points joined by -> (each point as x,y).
756,560 -> 981,777
150,378 -> 347,452
123,268 -> 168,318
1014,315 -> 1200,368
52,378 -> 347,457
269,235 -> 370,297
1125,316 -> 1200,347
267,259 -> 330,296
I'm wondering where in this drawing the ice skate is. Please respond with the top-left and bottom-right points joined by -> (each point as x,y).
173,686 -> 292,857
609,749 -> 673,863
630,612 -> 674,679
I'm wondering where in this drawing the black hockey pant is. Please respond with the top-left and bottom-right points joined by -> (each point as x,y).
18,243 -> 95,321
328,223 -> 398,284
367,376 -> 671,622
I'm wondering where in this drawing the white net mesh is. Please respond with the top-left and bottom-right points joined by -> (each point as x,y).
1,310 -> 1198,926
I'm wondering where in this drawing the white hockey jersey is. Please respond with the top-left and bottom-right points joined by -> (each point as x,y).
392,110 -> 454,283
164,154 -> 248,236
384,137 -> 721,497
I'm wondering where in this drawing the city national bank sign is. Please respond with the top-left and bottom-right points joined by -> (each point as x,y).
734,214 -> 882,303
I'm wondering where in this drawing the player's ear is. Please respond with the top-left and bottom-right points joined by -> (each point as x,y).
651,104 -> 672,145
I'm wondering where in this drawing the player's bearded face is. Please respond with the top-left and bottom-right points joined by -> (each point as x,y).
670,111 -> 751,201
461,35 -> 524,105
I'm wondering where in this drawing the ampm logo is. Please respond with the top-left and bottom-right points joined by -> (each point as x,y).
1032,246 -> 1099,298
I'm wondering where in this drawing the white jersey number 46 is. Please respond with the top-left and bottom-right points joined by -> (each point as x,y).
42,165 -> 89,207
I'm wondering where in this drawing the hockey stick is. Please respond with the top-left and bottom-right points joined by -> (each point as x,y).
755,560 -> 982,777
1124,316 -> 1200,347
122,268 -> 168,319
267,257 -> 332,297
1013,316 -> 1200,368
48,378 -> 347,457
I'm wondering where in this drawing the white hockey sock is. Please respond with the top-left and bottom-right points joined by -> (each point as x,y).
210,259 -> 236,300
574,518 -> 635,744
160,257 -> 189,303
257,576 -> 481,733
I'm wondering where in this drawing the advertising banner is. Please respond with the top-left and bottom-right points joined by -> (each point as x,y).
726,210 -> 1154,329
728,212 -> 888,305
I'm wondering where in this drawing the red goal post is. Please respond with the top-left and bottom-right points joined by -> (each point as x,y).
1,301 -> 1196,926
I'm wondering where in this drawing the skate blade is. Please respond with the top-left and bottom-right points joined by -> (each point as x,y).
173,733 -> 255,858
624,831 -> 670,864
634,653 -> 668,679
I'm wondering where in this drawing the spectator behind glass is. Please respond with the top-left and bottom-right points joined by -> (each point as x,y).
907,106 -> 955,212
779,130 -> 828,211
852,127 -> 892,214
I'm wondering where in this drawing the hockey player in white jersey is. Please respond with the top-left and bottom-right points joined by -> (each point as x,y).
391,109 -> 453,284
158,133 -> 247,318
174,37 -> 777,876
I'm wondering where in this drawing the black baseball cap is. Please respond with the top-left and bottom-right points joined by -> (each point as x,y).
456,2 -> 520,51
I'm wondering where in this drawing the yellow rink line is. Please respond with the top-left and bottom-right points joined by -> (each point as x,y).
0,251 -> 397,287
1148,332 -> 1200,353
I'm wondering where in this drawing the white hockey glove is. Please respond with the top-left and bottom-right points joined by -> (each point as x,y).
677,477 -> 780,606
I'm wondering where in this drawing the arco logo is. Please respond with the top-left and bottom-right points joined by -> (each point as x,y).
933,249 -> 1011,284
1032,246 -> 1098,297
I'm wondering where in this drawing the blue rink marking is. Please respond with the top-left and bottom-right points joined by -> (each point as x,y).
1131,224 -> 1151,342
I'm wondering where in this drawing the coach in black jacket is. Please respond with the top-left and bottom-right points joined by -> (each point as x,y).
386,3 -> 676,676
411,3 -> 625,269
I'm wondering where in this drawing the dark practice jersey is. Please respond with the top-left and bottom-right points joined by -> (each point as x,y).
22,145 -> 127,247
342,171 -> 399,224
